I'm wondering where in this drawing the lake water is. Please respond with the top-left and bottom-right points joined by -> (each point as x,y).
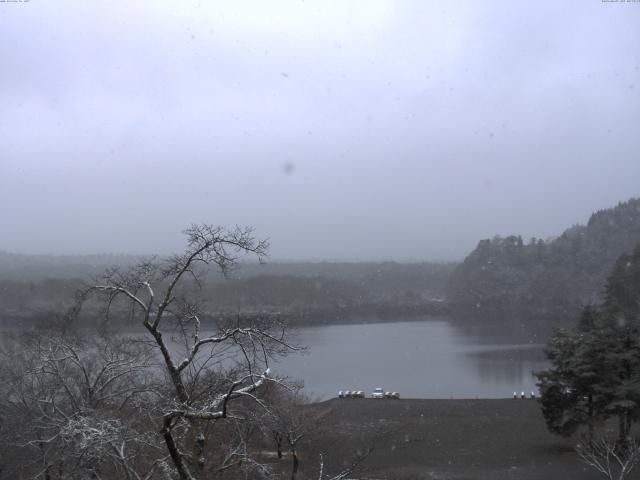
1,317 -> 548,401
273,318 -> 548,400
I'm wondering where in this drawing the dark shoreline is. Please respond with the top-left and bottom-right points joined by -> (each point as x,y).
297,398 -> 602,480
0,302 -> 449,328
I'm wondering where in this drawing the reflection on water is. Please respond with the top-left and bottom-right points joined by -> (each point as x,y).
274,318 -> 548,400
464,346 -> 546,390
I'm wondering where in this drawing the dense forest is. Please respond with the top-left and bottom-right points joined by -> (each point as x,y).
0,257 -> 454,328
536,244 -> 640,447
447,198 -> 640,330
3,198 -> 640,332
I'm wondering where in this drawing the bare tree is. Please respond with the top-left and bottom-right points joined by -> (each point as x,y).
576,436 -> 640,480
0,331 -> 160,480
261,388 -> 319,480
71,224 -> 295,480
316,450 -> 375,480
257,385 -> 382,480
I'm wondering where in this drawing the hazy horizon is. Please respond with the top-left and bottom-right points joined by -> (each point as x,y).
2,1 -> 639,261
1,195 -> 635,263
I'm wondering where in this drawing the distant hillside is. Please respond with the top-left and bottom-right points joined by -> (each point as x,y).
447,198 -> 640,329
0,255 -> 454,327
0,252 -> 144,281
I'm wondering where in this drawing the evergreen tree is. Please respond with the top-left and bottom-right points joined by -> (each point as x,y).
536,313 -> 605,439
604,244 -> 640,324
536,245 -> 640,445
597,324 -> 640,445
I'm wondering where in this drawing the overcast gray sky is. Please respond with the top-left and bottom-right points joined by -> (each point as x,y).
1,1 -> 639,261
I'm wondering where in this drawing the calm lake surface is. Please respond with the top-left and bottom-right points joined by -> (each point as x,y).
274,318 -> 547,400
1,317 -> 548,400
